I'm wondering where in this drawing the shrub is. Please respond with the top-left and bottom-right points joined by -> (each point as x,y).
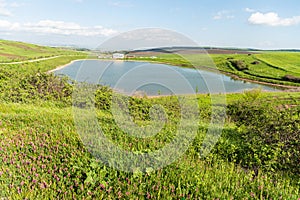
283,75 -> 300,83
229,60 -> 249,71
226,96 -> 300,175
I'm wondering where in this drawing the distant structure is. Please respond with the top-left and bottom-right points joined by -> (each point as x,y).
112,53 -> 125,59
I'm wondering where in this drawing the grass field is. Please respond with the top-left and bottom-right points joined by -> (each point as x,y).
0,90 -> 299,199
128,51 -> 300,87
0,41 -> 299,199
0,40 -> 83,63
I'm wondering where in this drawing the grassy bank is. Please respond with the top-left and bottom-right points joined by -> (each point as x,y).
0,91 -> 299,199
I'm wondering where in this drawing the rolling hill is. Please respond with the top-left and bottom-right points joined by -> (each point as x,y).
0,40 -> 81,63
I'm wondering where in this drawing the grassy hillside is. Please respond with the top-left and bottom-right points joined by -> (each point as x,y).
0,40 -> 83,62
0,89 -> 299,199
127,52 -> 300,87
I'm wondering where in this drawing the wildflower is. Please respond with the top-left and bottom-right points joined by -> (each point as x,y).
118,191 -> 122,198
100,184 -> 105,189
32,179 -> 37,184
20,181 -> 25,186
40,182 -> 47,189
147,192 -> 151,199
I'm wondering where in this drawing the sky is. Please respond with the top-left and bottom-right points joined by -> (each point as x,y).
0,0 -> 300,49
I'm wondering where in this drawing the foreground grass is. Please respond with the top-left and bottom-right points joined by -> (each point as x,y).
0,100 -> 299,199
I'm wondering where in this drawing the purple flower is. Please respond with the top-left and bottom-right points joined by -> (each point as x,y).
100,184 -> 105,189
32,179 -> 37,184
40,182 -> 47,189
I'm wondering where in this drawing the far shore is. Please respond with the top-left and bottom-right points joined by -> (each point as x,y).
47,59 -> 95,73
47,58 -> 146,73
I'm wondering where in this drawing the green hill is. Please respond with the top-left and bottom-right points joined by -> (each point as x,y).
0,40 -> 81,63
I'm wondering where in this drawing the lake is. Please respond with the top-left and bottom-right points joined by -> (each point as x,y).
54,60 -> 278,96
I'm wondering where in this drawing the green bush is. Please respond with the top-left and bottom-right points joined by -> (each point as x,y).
226,95 -> 300,175
229,60 -> 249,71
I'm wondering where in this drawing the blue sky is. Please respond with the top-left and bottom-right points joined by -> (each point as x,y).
0,0 -> 300,49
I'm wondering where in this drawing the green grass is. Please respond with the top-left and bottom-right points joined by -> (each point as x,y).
0,95 -> 299,199
128,52 -> 300,87
0,40 -> 84,62
255,52 -> 300,76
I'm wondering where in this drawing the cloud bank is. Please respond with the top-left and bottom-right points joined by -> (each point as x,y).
248,12 -> 300,26
0,20 -> 118,36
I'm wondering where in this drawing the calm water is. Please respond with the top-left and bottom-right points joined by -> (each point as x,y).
54,60 -> 278,96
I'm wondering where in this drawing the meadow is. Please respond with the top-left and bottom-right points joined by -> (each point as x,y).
129,51 -> 300,87
0,41 -> 299,199
0,40 -> 83,63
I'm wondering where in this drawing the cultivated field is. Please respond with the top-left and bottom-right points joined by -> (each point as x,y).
128,49 -> 300,87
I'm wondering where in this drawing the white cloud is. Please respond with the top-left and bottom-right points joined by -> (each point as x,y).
0,19 -> 118,37
0,19 -> 19,29
213,10 -> 234,20
248,12 -> 300,26
0,0 -> 12,16
245,8 -> 255,13
109,1 -> 133,8
9,2 -> 22,7
0,8 -> 11,16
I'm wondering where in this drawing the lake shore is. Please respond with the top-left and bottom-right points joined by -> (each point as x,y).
47,59 -> 94,73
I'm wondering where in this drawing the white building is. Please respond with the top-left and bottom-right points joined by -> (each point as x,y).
112,53 -> 125,59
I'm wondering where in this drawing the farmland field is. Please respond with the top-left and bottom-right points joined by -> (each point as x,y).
0,41 -> 299,199
127,50 -> 300,87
